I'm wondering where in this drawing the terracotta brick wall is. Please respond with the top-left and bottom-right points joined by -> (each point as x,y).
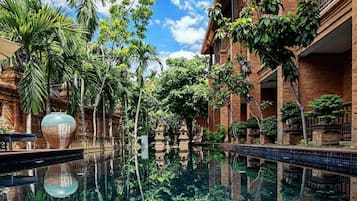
299,54 -> 346,111
261,88 -> 277,118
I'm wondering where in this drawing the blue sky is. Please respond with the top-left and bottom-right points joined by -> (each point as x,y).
42,0 -> 211,70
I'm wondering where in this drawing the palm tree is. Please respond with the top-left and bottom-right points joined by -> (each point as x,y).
0,0 -> 82,132
66,0 -> 106,40
129,40 -> 161,200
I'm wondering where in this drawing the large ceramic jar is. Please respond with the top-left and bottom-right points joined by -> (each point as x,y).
41,112 -> 77,149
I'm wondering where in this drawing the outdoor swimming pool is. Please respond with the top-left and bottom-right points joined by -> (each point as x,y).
0,147 -> 354,200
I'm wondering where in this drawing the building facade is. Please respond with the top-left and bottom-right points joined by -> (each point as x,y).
202,0 -> 355,146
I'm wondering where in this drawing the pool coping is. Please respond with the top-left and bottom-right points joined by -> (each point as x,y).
212,143 -> 357,176
0,148 -> 84,174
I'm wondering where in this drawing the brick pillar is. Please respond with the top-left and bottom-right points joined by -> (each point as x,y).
277,66 -> 295,144
231,170 -> 241,201
221,157 -> 230,189
352,0 -> 357,147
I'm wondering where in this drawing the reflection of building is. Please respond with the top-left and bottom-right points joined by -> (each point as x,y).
202,0 -> 354,145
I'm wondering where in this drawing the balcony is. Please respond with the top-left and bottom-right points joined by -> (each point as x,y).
318,0 -> 334,11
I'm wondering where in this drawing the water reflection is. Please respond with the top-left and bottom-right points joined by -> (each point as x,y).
44,164 -> 78,198
0,147 -> 356,200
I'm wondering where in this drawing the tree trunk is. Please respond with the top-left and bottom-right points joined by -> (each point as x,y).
109,115 -> 113,146
26,113 -> 32,150
289,82 -> 307,144
102,97 -> 106,143
80,78 -> 86,135
298,168 -> 306,201
46,67 -> 51,115
93,108 -> 97,146
133,89 -> 144,200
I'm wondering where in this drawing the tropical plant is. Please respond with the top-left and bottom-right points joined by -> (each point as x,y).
204,125 -> 225,143
229,121 -> 247,137
308,94 -> 344,124
281,102 -> 302,128
261,116 -> 277,137
0,0 -> 83,132
245,117 -> 258,129
66,0 -> 106,40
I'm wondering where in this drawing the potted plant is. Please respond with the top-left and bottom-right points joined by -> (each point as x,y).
281,102 -> 303,144
229,121 -> 247,144
260,116 -> 277,144
309,94 -> 344,145
245,117 -> 260,144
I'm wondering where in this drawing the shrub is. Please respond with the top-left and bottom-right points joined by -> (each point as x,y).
245,117 -> 258,128
309,94 -> 344,123
261,116 -> 277,137
280,102 -> 301,128
229,121 -> 247,137
204,125 -> 226,143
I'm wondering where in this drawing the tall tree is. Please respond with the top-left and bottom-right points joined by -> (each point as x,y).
66,0 -> 106,40
156,56 -> 209,141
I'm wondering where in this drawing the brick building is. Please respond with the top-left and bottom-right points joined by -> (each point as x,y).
201,0 -> 355,145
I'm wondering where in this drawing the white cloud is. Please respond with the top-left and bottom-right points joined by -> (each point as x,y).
165,15 -> 206,45
167,50 -> 196,59
154,19 -> 161,25
147,50 -> 198,73
42,0 -> 68,7
170,0 -> 210,11
95,2 -> 111,17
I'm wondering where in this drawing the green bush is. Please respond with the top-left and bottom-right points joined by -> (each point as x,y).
245,117 -> 258,128
204,125 -> 226,143
229,121 -> 247,137
309,94 -> 344,123
280,102 -> 301,127
261,116 -> 277,137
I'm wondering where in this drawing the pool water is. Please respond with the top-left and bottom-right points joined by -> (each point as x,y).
0,147 -> 354,201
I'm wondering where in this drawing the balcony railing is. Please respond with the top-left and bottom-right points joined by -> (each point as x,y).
318,0 -> 334,11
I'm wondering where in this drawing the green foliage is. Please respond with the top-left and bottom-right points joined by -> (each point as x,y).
208,0 -> 320,83
260,164 -> 277,183
280,102 -> 301,126
252,0 -> 283,15
210,60 -> 254,109
309,94 -> 344,123
245,117 -> 258,128
229,121 -> 247,137
204,125 -> 226,143
261,116 -> 277,137
156,56 -> 209,121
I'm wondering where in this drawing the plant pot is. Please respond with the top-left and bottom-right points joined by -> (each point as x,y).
283,128 -> 303,145
312,124 -> 341,146
44,164 -> 79,198
41,112 -> 77,149
260,134 -> 275,144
